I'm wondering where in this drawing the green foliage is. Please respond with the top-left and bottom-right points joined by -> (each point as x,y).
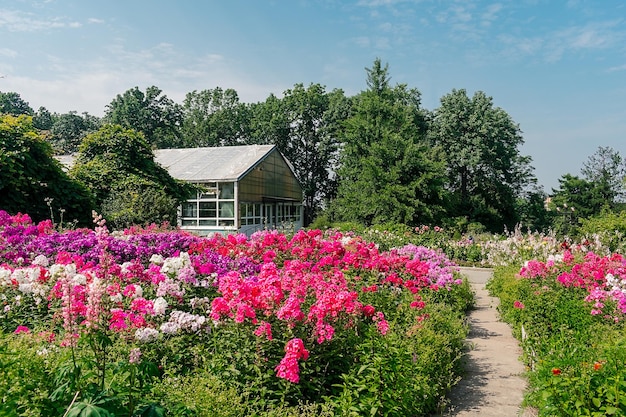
278,84 -> 347,225
0,333 -> 62,416
331,59 -> 446,227
71,124 -> 194,229
331,287 -> 469,416
0,114 -> 94,225
49,111 -> 101,154
181,87 -> 251,147
579,210 -> 626,253
549,174 -> 607,237
0,91 -> 34,116
488,265 -> 626,416
429,88 -> 534,232
105,86 -> 183,148
581,146 -> 626,207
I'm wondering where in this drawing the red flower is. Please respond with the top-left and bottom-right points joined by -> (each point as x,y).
552,368 -> 561,376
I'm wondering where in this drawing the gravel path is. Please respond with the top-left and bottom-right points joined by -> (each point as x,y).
435,267 -> 536,417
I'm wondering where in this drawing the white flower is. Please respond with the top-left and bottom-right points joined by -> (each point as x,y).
110,293 -> 123,303
32,255 -> 49,267
160,321 -> 180,335
135,327 -> 160,343
150,254 -> 165,265
153,297 -> 168,316
72,274 -> 87,285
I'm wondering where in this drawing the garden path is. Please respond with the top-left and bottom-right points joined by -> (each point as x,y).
435,267 -> 537,417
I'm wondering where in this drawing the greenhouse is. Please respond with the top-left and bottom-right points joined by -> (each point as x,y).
154,145 -> 303,235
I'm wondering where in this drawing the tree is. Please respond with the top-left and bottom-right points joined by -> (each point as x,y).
330,59 -> 446,226
33,106 -> 53,131
104,86 -> 183,148
49,111 -> 101,154
580,146 -> 626,206
515,185 -> 553,233
429,89 -> 534,232
548,174 -> 609,236
71,124 -> 194,229
0,115 -> 93,225
181,88 -> 251,147
247,94 -> 290,146
277,83 -> 349,224
0,91 -> 33,116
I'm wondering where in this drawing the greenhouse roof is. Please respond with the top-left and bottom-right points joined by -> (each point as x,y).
154,144 -> 276,182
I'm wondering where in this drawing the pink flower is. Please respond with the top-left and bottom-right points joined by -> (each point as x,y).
129,347 -> 142,364
253,321 -> 273,340
513,300 -> 525,309
14,325 -> 30,334
373,311 -> 389,335
275,338 -> 309,383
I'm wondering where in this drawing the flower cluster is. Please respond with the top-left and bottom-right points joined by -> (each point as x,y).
0,210 -> 463,384
517,249 -> 626,319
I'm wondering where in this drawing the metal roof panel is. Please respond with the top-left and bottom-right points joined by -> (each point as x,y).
154,145 -> 276,182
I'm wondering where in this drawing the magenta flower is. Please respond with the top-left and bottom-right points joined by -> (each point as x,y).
14,325 -> 30,334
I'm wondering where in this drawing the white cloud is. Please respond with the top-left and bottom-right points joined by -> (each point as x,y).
0,48 -> 18,58
607,64 -> 626,72
0,9 -> 82,32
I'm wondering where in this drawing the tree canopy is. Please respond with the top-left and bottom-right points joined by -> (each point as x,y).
429,88 -> 534,232
0,114 -> 93,225
331,59 -> 446,226
0,91 -> 33,116
71,124 -> 194,229
104,86 -> 183,148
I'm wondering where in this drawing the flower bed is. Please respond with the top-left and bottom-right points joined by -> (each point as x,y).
488,250 -> 626,415
0,211 -> 473,416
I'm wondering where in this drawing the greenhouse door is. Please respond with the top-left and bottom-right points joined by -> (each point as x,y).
263,204 -> 275,229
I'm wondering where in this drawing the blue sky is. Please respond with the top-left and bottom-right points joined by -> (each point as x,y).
1,0 -> 625,191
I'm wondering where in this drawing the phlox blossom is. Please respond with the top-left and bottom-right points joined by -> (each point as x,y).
372,311 -> 389,335
275,338 -> 309,383
14,325 -> 30,334
253,321 -> 273,340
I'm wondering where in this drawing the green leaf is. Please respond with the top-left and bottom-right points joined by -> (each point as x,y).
134,403 -> 165,417
65,402 -> 112,417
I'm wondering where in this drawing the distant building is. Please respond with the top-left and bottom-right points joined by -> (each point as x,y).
57,145 -> 304,236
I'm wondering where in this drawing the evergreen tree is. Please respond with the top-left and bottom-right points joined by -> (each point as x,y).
331,59 -> 446,226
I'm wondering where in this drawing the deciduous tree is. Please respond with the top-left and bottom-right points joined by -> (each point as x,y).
0,115 -> 93,225
580,146 -> 626,206
181,88 -> 251,147
105,86 -> 183,148
71,124 -> 194,229
49,111 -> 101,154
279,83 -> 349,224
0,91 -> 33,116
430,89 -> 534,232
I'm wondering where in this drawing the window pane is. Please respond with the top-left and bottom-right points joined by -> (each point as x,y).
199,219 -> 217,226
182,219 -> 197,226
219,219 -> 235,226
219,202 -> 235,218
182,202 -> 197,217
219,182 -> 234,199
200,189 -> 217,199
199,202 -> 216,218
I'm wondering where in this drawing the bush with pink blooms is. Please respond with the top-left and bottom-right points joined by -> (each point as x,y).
0,210 -> 472,416
488,249 -> 626,415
